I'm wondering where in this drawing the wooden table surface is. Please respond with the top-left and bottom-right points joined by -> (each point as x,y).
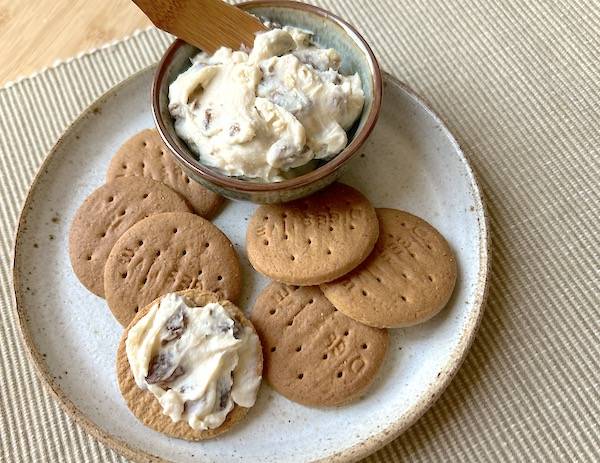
0,0 -> 151,86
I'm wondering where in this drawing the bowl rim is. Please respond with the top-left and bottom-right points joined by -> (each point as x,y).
152,0 -> 383,193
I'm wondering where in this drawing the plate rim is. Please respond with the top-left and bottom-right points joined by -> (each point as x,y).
11,65 -> 490,463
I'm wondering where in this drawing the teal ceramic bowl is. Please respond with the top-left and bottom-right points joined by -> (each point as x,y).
153,0 -> 382,203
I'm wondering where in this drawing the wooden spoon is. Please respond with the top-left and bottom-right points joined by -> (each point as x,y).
132,0 -> 267,53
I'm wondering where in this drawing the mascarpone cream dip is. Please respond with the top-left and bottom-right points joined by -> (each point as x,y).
168,26 -> 364,182
126,293 -> 261,430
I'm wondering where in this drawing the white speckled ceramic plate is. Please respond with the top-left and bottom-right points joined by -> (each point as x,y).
13,67 -> 489,463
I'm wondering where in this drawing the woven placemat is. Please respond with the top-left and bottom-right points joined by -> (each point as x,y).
1,1 -> 598,461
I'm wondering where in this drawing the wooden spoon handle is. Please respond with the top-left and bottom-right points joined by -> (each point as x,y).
133,0 -> 266,53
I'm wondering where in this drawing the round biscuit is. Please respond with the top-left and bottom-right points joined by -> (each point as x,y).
68,176 -> 191,297
321,208 -> 457,328
116,289 -> 262,440
250,282 -> 388,407
104,212 -> 241,326
246,183 -> 379,286
107,129 -> 223,218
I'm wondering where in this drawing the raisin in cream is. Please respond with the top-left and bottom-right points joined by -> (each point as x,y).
168,26 -> 364,182
125,293 -> 261,430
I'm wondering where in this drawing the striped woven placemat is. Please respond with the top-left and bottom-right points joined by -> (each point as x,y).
1,1 -> 598,461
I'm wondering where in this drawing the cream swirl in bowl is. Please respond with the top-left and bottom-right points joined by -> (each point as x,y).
168,26 -> 364,182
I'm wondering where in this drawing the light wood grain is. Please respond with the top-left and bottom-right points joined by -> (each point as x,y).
0,0 -> 151,86
133,0 -> 265,53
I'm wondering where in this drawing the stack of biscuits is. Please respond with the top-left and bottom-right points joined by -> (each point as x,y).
69,129 -> 242,328
69,129 -> 252,440
246,183 -> 457,407
68,129 -> 457,438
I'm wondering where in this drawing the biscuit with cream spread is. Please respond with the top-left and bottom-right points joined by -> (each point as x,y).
116,289 -> 262,440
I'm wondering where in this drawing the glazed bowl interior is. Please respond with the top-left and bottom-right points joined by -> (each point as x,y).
153,0 -> 382,202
